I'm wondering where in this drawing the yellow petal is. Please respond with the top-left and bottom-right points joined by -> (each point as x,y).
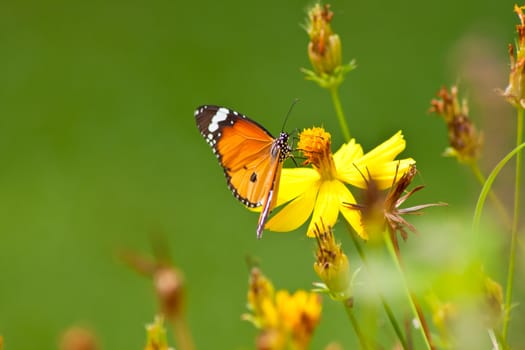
276,167 -> 319,206
337,131 -> 414,189
338,186 -> 367,239
332,138 -> 363,172
250,167 -> 319,213
343,158 -> 416,189
266,181 -> 319,232
306,180 -> 344,237
359,131 -> 406,162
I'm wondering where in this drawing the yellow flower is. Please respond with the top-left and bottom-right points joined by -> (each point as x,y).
243,268 -> 322,350
275,290 -> 322,349
266,127 -> 414,239
244,267 -> 279,329
144,316 -> 171,350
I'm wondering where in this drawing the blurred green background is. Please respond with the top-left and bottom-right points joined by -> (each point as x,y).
1,0 -> 523,348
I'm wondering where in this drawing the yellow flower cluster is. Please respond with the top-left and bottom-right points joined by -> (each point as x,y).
243,268 -> 322,350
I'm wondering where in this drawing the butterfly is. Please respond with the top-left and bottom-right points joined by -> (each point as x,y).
195,105 -> 292,239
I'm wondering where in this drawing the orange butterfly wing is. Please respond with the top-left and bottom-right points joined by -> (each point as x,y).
195,105 -> 290,238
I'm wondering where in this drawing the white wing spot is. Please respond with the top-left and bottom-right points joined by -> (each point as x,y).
208,108 -> 229,133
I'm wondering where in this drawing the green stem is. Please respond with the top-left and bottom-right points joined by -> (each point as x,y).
348,228 -> 409,350
343,298 -> 372,350
383,232 -> 433,350
329,85 -> 351,141
470,141 -> 525,350
469,162 -> 512,229
503,106 -> 524,341
472,141 -> 525,232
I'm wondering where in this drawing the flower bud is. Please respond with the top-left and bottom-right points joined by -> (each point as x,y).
502,5 -> 525,108
313,222 -> 352,300
430,86 -> 483,163
306,4 -> 341,75
59,327 -> 99,350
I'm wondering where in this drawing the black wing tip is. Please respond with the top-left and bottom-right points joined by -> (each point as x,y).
195,105 -> 220,114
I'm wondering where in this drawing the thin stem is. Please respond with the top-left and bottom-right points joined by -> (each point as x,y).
469,161 -> 512,229
343,298 -> 372,350
329,85 -> 351,141
472,141 -> 525,233
348,228 -> 409,350
503,106 -> 524,341
170,316 -> 195,350
383,232 -> 434,350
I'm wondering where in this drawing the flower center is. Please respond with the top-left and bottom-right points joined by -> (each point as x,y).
298,127 -> 338,179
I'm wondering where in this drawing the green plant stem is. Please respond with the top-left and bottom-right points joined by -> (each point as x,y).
503,106 -> 524,341
343,298 -> 372,350
472,141 -> 525,232
469,161 -> 512,229
470,141 -> 525,350
349,229 -> 409,350
329,85 -> 351,141
383,232 -> 434,350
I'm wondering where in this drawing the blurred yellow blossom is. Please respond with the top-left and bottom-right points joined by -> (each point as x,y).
144,316 -> 173,350
243,268 -> 322,350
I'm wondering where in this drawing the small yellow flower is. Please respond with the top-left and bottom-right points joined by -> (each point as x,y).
275,290 -> 322,349
313,222 -> 352,300
481,274 -> 503,329
243,268 -> 322,350
244,267 -> 279,329
144,316 -> 173,350
266,127 -> 414,239
427,294 -> 458,347
502,5 -> 525,108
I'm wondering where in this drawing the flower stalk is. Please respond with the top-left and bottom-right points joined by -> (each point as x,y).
347,225 -> 409,350
383,231 -> 434,350
503,106 -> 524,341
342,298 -> 373,350
500,5 -> 525,343
329,86 -> 351,141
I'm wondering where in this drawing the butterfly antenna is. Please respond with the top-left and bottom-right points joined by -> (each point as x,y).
281,98 -> 300,132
